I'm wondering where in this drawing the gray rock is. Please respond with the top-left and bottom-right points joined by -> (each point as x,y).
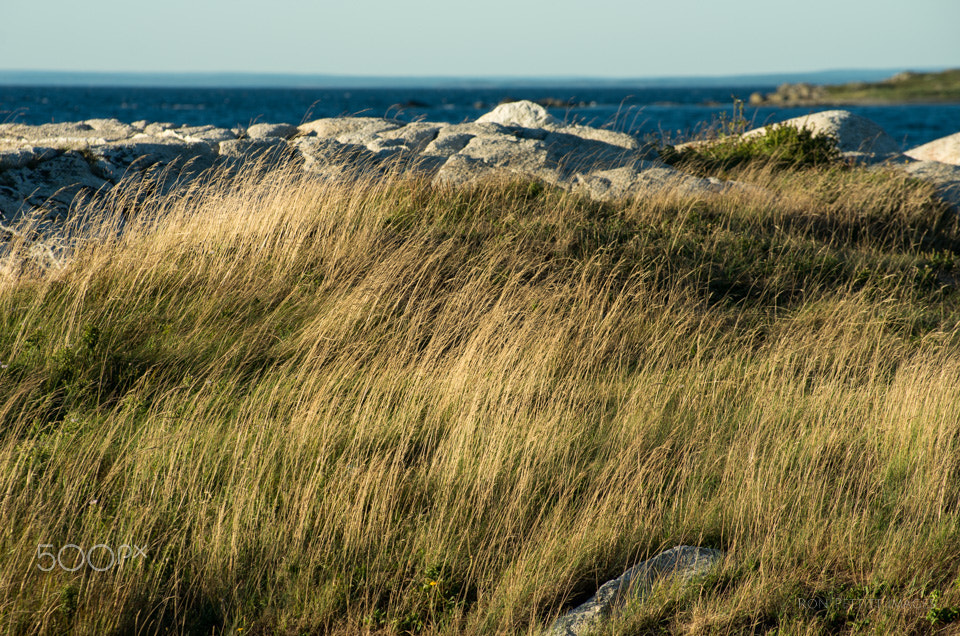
431,119 -> 652,190
905,132 -> 960,166
0,148 -> 42,170
477,100 -> 558,128
142,122 -> 178,136
742,110 -> 901,158
82,118 -> 137,139
159,125 -> 236,144
573,164 -> 724,201
541,130 -> 650,178
294,136 -> 385,181
0,119 -> 136,149
557,124 -> 640,151
245,122 -> 298,140
546,546 -> 723,636
457,134 -> 558,183
896,159 -> 960,210
365,122 -> 446,155
218,137 -> 290,160
0,151 -> 109,218
433,154 -> 504,187
297,117 -> 401,142
89,138 -> 218,182
421,122 -> 512,158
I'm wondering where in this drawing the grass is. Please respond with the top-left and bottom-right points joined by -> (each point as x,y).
822,68 -> 960,104
0,144 -> 960,634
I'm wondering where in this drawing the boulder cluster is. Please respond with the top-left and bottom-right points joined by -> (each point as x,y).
1,102 -> 959,224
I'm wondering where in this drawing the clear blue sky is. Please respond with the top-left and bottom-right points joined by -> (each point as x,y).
3,0 -> 958,78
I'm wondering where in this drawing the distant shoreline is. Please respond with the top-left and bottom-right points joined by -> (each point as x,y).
749,68 -> 960,106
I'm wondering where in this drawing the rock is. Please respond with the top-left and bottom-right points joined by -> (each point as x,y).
142,122 -> 178,136
82,118 -> 137,139
573,164 -> 725,201
293,136 -> 385,181
421,122 -> 512,158
457,134 -> 556,181
89,138 -> 218,183
0,119 -> 136,149
364,122 -> 446,156
218,137 -> 290,160
0,151 -> 109,217
541,129 -> 649,178
546,546 -> 723,636
435,121 -> 652,190
159,125 -> 236,144
477,100 -> 559,128
742,110 -> 901,158
896,159 -> 960,211
558,124 -> 640,151
905,132 -> 960,166
245,122 -> 298,140
0,148 -> 43,170
297,117 -> 401,142
433,154 -> 506,187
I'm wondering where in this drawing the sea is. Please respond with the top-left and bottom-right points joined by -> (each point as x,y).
2,84 -> 959,149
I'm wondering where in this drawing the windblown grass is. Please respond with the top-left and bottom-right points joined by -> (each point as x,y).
1,154 -> 960,635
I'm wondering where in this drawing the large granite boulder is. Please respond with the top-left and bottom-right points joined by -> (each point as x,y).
742,109 -> 901,160
905,132 -> 960,166
478,100 -> 559,128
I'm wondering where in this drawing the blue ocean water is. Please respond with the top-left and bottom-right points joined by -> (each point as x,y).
1,85 -> 958,149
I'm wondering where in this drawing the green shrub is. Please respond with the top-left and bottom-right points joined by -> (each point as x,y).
663,123 -> 843,175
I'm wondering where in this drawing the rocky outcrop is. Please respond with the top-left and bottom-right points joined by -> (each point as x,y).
2,104 -> 958,223
0,103 -> 725,222
546,546 -> 723,636
905,132 -> 960,166
749,82 -> 828,106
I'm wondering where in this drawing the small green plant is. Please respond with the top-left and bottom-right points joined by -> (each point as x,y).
926,589 -> 960,626
662,111 -> 843,176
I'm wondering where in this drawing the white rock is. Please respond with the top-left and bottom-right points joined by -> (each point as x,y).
477,100 -> 559,128
742,110 -> 901,157
558,124 -> 640,151
297,117 -> 401,141
160,125 -> 236,144
574,164 -> 723,201
364,122 -> 446,155
90,138 -> 218,182
421,122 -> 512,157
905,132 -> 960,166
245,122 -> 298,140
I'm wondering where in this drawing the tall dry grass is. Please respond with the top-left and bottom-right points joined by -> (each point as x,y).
0,155 -> 959,635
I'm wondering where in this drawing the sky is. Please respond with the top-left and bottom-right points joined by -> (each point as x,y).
2,0 -> 958,79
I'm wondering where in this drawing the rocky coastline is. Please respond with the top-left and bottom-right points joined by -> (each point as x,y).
749,68 -> 960,106
1,101 -> 959,227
